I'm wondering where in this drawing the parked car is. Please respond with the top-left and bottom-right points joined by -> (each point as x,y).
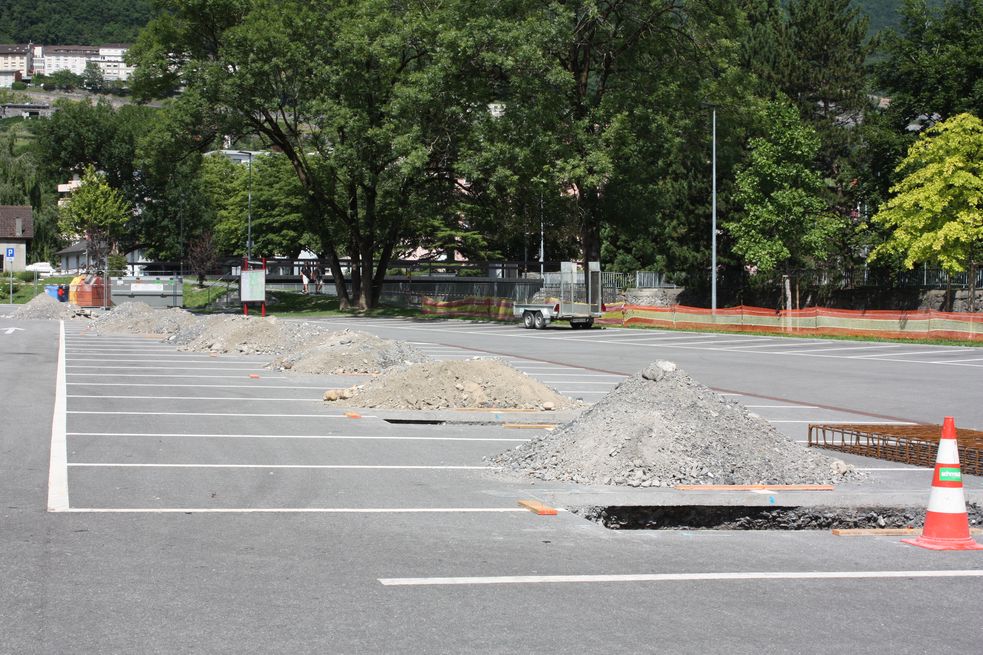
25,262 -> 55,276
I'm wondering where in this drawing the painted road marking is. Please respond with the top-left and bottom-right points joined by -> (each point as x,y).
377,569 -> 983,587
68,432 -> 529,442
744,405 -> 819,409
856,467 -> 933,471
67,366 -> 264,371
790,344 -> 902,354
66,373 -> 284,379
57,507 -> 533,514
68,383 -> 329,389
68,463 -> 499,470
68,411 -> 378,418
47,320 -> 69,512
68,394 -> 322,402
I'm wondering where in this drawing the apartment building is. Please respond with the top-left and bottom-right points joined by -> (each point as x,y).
32,44 -> 135,81
0,43 -> 33,77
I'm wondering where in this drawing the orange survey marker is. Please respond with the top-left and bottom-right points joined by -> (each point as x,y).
344,412 -> 362,419
248,374 -> 260,379
518,500 -> 558,516
902,417 -> 983,551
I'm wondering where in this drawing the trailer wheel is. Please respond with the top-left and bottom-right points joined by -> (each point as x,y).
522,311 -> 535,329
533,312 -> 547,329
584,317 -> 594,329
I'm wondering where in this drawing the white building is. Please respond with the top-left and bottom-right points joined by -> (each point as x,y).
0,44 -> 33,78
94,45 -> 135,81
0,70 -> 21,89
41,45 -> 100,76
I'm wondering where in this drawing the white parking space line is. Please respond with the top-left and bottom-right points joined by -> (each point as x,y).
68,394 -> 322,401
67,366 -> 263,371
60,507 -> 532,514
47,321 -> 69,512
769,420 -> 916,425
69,411 -> 377,418
849,350 -> 959,359
65,358 -> 264,364
926,357 -> 983,364
744,405 -> 818,409
68,432 -> 529,442
723,341 -> 826,350
69,463 -> 499,470
378,570 -> 983,587
67,382 -> 328,389
789,344 -> 902,354
524,373 -> 624,378
67,373 -> 279,379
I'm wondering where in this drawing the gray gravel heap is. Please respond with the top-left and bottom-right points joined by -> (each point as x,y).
91,301 -> 201,336
11,293 -> 77,320
271,328 -> 429,375
492,360 -> 859,487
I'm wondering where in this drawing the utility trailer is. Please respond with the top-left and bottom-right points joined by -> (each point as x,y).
514,261 -> 605,329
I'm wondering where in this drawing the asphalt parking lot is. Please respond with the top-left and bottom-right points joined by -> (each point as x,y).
3,316 -> 983,653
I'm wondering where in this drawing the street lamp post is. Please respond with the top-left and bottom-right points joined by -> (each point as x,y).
711,105 -> 717,314
239,151 -> 253,260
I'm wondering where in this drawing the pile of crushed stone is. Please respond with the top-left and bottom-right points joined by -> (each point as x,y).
325,358 -> 579,410
491,360 -> 859,487
90,301 -> 200,336
177,315 -> 328,355
11,293 -> 77,320
271,329 -> 427,375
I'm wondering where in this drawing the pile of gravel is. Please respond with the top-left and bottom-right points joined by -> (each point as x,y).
491,360 -> 859,487
271,329 -> 428,375
178,315 -> 327,355
326,358 -> 579,410
11,294 -> 76,320
90,302 -> 201,337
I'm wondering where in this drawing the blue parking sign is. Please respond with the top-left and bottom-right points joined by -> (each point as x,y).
4,247 -> 13,258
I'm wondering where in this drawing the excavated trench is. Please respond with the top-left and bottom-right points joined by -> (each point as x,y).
574,504 -> 983,531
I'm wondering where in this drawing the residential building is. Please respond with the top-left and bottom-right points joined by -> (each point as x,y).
0,43 -> 33,77
0,205 -> 34,272
95,45 -> 135,81
33,44 -> 135,81
41,45 -> 99,76
0,69 -> 21,89
204,149 -> 270,165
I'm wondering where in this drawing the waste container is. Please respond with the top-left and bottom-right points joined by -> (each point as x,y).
68,275 -> 85,304
74,275 -> 111,307
57,284 -> 68,302
44,284 -> 59,300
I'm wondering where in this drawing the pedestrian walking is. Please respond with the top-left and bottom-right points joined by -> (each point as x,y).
313,264 -> 323,294
301,263 -> 311,294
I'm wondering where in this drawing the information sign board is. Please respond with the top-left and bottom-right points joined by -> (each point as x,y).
240,269 -> 266,302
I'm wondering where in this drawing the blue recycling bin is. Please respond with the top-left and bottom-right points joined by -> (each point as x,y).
44,284 -> 59,299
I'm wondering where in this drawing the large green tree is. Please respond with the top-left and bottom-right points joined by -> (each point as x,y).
869,113 -> 983,307
726,101 -> 843,277
58,165 -> 132,269
130,0 -> 494,309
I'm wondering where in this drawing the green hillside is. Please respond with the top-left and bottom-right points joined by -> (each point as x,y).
0,0 -> 153,45
855,0 -> 944,34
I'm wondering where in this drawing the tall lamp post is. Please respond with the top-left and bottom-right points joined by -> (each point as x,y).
238,151 -> 254,260
711,105 -> 717,315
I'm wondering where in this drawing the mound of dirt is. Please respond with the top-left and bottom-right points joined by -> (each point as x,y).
271,329 -> 428,375
11,294 -> 76,320
327,358 -> 579,410
90,302 -> 201,336
491,360 -> 859,487
178,315 -> 325,355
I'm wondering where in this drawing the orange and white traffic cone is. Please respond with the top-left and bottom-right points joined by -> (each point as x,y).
902,416 -> 983,551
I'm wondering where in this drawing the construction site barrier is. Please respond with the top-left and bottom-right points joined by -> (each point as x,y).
620,304 -> 983,342
421,296 -> 983,341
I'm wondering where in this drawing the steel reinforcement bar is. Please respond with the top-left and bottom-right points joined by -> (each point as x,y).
808,424 -> 983,476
